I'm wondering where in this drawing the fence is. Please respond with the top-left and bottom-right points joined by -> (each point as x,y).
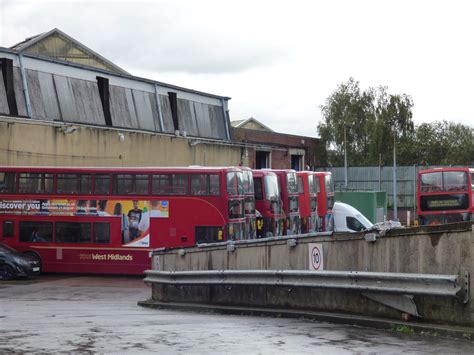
315,165 -> 474,209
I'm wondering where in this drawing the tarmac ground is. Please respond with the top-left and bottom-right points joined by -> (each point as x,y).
1,274 -> 473,353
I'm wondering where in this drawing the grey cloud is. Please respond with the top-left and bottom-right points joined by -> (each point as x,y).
5,1 -> 290,74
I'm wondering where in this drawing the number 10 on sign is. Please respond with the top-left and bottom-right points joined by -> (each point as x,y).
308,243 -> 324,271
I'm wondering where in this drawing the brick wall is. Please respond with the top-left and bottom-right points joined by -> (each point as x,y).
233,127 -> 323,169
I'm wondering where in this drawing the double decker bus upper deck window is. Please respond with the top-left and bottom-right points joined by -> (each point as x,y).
308,175 -> 316,194
264,175 -> 282,214
152,174 -> 187,195
325,174 -> 334,193
297,176 -> 304,194
420,172 -> 442,192
113,174 -> 149,195
444,171 -> 468,191
286,172 -> 298,194
315,176 -> 321,193
254,178 -> 263,200
19,172 -> 53,194
190,174 -> 220,196
471,173 -> 474,207
226,171 -> 244,196
56,173 -> 92,194
94,174 -> 110,195
135,175 -> 149,194
209,175 -> 220,195
0,172 -> 16,193
242,170 -> 254,195
421,171 -> 468,192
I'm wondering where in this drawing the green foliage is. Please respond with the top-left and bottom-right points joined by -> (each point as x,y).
393,325 -> 414,334
318,78 -> 414,166
413,121 -> 474,165
318,78 -> 474,166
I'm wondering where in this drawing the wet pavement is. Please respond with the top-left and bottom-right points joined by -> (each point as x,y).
0,275 -> 473,353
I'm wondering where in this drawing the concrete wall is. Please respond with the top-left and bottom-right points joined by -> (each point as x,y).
151,223 -> 474,325
0,117 -> 244,167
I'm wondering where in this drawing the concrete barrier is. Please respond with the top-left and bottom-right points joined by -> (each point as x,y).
149,222 -> 474,326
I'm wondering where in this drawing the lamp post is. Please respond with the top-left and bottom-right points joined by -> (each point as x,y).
344,123 -> 352,190
392,130 -> 398,221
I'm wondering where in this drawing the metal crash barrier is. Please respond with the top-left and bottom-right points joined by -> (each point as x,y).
144,269 -> 470,304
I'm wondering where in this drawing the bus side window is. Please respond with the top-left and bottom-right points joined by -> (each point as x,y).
254,178 -> 263,200
195,226 -> 222,243
209,175 -> 220,196
19,221 -> 53,242
0,172 -> 16,193
93,223 -> 110,244
2,221 -> 14,238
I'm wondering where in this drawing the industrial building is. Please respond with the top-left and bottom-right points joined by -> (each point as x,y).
0,28 -> 321,168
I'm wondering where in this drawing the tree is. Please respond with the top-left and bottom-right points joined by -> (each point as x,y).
318,78 -> 415,166
414,121 -> 474,166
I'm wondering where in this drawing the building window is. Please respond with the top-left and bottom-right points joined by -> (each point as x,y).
291,154 -> 303,171
255,151 -> 270,169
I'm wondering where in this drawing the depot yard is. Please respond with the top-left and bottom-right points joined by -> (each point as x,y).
0,274 -> 473,353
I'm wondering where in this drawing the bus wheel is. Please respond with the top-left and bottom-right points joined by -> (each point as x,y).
25,252 -> 42,274
0,265 -> 16,280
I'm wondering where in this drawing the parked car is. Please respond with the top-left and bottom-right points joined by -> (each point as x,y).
0,243 -> 41,280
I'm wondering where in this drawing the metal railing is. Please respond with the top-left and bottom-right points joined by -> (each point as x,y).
144,269 -> 469,303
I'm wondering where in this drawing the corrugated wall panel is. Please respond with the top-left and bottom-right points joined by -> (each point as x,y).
193,102 -> 212,138
209,105 -> 226,139
26,69 -> 47,119
159,95 -> 175,134
316,166 -> 419,208
3,55 -> 229,140
177,98 -> 198,136
109,85 -> 138,129
54,75 -> 80,122
37,71 -> 62,121
148,92 -> 162,134
131,89 -> 155,131
13,67 -> 28,116
70,78 -> 105,125
0,73 -> 9,114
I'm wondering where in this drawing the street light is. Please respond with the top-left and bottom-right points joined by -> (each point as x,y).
392,131 -> 398,221
344,123 -> 352,189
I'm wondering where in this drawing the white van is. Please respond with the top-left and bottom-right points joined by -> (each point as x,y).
332,202 -> 374,232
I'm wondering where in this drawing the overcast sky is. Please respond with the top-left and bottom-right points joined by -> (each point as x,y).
1,0 -> 473,137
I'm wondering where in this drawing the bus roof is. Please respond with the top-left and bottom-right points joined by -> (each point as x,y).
0,166 -> 243,174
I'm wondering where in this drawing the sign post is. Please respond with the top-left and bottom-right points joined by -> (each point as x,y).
308,243 -> 324,271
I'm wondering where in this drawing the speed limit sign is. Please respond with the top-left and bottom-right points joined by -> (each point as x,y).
308,243 -> 324,271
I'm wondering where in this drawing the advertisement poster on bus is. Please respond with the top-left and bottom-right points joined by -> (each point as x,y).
0,198 -> 169,248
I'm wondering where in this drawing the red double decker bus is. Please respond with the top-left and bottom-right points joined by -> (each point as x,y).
0,166 -> 246,275
314,172 -> 334,231
417,167 -> 474,225
297,171 -> 318,234
241,167 -> 256,240
270,169 -> 301,235
252,170 -> 284,238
